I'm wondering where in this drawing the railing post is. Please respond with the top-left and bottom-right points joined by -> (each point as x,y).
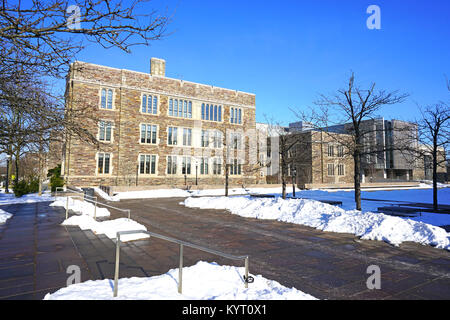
178,244 -> 183,294
113,234 -> 121,298
94,199 -> 97,220
127,209 -> 130,220
65,196 -> 69,220
245,256 -> 249,289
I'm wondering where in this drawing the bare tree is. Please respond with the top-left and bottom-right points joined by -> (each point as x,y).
297,72 -> 408,210
0,0 -> 170,77
416,102 -> 449,210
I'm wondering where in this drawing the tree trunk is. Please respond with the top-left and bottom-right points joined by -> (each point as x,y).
432,143 -> 438,211
225,164 -> 229,197
354,151 -> 362,211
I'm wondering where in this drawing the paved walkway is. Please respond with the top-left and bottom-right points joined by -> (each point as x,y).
0,201 -> 92,299
0,197 -> 449,300
105,197 -> 450,300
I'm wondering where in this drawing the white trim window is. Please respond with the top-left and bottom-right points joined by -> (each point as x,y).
231,133 -> 241,150
99,121 -> 113,142
229,159 -> 242,175
213,130 -> 223,148
337,146 -> 344,158
139,154 -> 157,175
230,107 -> 242,124
328,144 -> 334,157
183,128 -> 192,146
327,163 -> 335,176
140,124 -> 157,144
142,94 -> 158,115
169,98 -> 192,118
201,103 -> 222,122
201,130 -> 210,148
338,164 -> 345,176
167,127 -> 178,145
200,157 -> 209,175
167,156 -> 177,174
100,88 -> 114,109
97,152 -> 111,174
182,156 -> 191,175
213,158 -> 222,175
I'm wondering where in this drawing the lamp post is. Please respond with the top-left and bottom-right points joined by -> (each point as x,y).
5,155 -> 10,193
195,160 -> 198,186
292,167 -> 297,198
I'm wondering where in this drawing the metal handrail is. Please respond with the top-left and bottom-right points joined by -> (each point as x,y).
64,194 -> 130,221
113,230 -> 250,298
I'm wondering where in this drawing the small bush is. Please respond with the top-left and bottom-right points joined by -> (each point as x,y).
48,164 -> 64,192
13,180 -> 29,197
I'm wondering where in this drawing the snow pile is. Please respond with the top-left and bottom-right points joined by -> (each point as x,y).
44,261 -> 317,300
0,208 -> 12,224
50,197 -> 110,218
183,196 -> 450,250
0,192 -> 55,205
62,215 -> 149,242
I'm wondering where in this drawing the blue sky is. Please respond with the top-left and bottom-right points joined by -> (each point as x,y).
74,0 -> 450,125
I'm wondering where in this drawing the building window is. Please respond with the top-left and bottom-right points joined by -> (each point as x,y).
230,107 -> 242,124
167,156 -> 177,174
183,128 -> 192,146
200,157 -> 209,175
140,124 -> 157,144
337,146 -> 344,157
213,130 -> 222,148
338,164 -> 345,176
231,133 -> 241,150
100,88 -> 113,109
230,159 -> 242,175
97,153 -> 111,174
213,158 -> 222,175
99,121 -> 112,142
201,130 -> 209,148
328,144 -> 334,157
142,94 -> 158,114
169,98 -> 192,118
139,154 -> 156,175
182,157 -> 191,175
168,127 -> 178,145
201,103 -> 222,122
327,163 -> 335,176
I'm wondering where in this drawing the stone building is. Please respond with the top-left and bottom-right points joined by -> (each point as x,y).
62,58 -> 263,188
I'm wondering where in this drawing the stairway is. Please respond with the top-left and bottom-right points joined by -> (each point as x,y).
65,226 -> 162,281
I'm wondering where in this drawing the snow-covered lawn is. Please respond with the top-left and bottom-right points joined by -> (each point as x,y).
183,196 -> 450,250
44,261 -> 317,300
0,208 -> 12,224
61,215 -> 149,242
0,191 -> 55,205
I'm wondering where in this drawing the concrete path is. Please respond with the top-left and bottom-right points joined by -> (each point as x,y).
0,201 -> 92,299
105,197 -> 450,300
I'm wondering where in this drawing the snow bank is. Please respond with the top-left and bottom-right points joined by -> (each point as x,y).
50,197 -> 110,218
0,208 -> 12,224
183,196 -> 450,250
0,192 -> 55,205
62,215 -> 149,242
44,261 -> 317,300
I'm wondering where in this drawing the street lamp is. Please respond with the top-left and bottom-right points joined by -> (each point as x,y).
292,167 -> 297,198
5,154 -> 11,193
195,160 -> 198,186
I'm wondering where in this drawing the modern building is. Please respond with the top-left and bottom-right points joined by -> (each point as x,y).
62,58 -> 263,188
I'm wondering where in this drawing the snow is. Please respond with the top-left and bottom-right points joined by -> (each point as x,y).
183,196 -> 450,250
0,191 -> 55,205
50,196 -> 110,218
0,208 -> 12,224
43,261 -> 317,300
61,215 -> 149,242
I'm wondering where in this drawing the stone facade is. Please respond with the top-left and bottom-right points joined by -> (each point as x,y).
63,59 -> 263,187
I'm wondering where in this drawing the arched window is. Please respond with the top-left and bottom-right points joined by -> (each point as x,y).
218,106 -> 222,121
107,89 -> 113,109
101,89 -> 106,109
142,94 -> 147,113
214,105 -> 217,121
